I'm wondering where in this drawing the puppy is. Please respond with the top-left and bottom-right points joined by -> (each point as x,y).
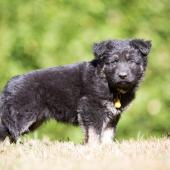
0,39 -> 151,144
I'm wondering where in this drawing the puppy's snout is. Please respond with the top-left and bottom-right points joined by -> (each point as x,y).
118,72 -> 127,79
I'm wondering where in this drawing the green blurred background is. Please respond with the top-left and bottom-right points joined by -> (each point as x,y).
0,0 -> 169,143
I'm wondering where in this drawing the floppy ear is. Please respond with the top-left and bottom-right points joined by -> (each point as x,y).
93,40 -> 113,59
130,39 -> 152,56
93,41 -> 107,59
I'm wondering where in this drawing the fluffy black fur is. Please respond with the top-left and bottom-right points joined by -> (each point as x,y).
0,39 -> 151,144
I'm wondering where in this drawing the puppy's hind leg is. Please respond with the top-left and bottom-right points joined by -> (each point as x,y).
0,119 -> 9,141
2,115 -> 20,143
2,106 -> 46,143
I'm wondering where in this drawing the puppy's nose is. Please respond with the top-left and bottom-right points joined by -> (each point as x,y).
119,72 -> 127,79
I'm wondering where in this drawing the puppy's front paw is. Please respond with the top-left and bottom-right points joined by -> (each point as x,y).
101,128 -> 114,145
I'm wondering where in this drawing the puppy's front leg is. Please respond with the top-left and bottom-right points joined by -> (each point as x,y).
78,97 -> 118,145
100,115 -> 121,144
100,101 -> 121,144
85,127 -> 101,145
101,127 -> 115,144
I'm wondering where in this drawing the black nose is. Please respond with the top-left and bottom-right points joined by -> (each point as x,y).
119,72 -> 127,79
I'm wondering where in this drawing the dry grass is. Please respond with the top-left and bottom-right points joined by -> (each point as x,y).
0,138 -> 170,170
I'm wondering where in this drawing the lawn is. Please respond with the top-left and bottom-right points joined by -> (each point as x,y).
0,138 -> 169,170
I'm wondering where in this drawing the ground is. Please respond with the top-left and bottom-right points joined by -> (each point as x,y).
0,138 -> 170,170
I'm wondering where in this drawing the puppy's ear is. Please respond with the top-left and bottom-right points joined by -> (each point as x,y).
130,39 -> 152,56
93,40 -> 113,59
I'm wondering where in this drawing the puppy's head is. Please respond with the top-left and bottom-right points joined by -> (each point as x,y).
93,39 -> 152,92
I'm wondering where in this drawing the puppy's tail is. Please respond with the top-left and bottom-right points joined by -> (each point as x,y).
0,94 -> 9,141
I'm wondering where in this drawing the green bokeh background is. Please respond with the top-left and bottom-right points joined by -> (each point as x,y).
0,0 -> 169,143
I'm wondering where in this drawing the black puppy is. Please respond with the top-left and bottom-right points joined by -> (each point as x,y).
0,39 -> 151,144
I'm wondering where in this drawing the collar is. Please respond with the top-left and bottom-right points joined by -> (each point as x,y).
113,88 -> 127,109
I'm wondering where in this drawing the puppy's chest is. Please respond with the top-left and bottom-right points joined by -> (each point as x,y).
102,100 -> 121,117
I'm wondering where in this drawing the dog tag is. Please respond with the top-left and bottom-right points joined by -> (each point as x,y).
114,98 -> 121,108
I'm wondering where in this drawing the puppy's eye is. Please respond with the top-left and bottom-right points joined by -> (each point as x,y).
112,54 -> 119,59
129,59 -> 135,63
129,59 -> 140,65
111,58 -> 119,64
105,60 -> 118,65
111,55 -> 119,64
135,58 -> 142,65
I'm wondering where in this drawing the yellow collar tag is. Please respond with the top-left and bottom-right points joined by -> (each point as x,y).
114,98 -> 121,108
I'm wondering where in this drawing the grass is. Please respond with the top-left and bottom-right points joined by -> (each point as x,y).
0,138 -> 170,170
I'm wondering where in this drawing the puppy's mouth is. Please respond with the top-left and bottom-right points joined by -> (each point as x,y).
115,81 -> 134,93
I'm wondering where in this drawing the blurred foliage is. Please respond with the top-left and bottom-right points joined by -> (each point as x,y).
0,0 -> 170,143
